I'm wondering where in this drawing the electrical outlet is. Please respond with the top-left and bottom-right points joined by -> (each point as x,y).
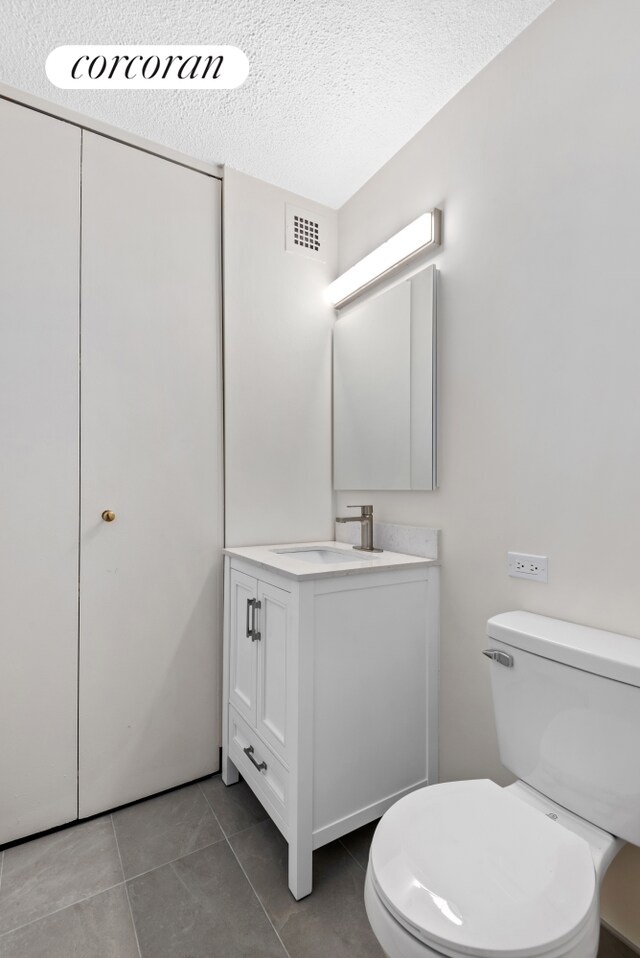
508,552 -> 548,582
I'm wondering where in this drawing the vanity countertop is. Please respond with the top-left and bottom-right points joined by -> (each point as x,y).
223,540 -> 437,581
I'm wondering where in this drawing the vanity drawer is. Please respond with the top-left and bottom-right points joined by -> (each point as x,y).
228,705 -> 289,835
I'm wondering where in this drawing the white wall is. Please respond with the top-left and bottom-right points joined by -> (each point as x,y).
223,168 -> 337,546
336,0 -> 640,940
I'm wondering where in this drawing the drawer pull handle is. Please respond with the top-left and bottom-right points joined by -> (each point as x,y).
244,745 -> 267,772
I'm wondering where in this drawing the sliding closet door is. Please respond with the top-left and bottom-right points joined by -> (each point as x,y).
79,133 -> 223,816
0,99 -> 80,842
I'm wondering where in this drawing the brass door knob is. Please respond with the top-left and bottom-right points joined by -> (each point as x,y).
101,510 -> 116,522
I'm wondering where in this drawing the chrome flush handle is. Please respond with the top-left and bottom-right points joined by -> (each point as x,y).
482,649 -> 514,668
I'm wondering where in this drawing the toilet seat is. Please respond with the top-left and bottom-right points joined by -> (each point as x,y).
369,780 -> 598,958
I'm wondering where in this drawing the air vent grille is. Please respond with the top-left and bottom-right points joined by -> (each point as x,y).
285,204 -> 326,262
293,214 -> 320,252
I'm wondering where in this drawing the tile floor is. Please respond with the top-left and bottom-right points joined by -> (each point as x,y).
0,776 -> 634,958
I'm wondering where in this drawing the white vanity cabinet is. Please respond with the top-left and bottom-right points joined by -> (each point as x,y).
222,543 -> 439,899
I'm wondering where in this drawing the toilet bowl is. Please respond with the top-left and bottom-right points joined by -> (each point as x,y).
364,612 -> 640,958
365,779 -> 620,958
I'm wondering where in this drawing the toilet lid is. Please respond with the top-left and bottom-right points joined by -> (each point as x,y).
369,780 -> 597,958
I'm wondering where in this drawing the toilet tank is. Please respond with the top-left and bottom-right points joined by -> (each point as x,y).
486,611 -> 640,845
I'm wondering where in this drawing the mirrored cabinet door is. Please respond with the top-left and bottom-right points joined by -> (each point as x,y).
333,264 -> 437,491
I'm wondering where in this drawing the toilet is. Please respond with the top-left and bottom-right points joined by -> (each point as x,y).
365,611 -> 640,958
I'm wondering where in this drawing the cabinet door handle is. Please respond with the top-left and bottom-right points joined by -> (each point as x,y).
246,598 -> 256,638
243,744 -> 267,772
252,600 -> 262,642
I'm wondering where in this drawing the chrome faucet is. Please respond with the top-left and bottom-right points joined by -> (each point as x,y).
335,505 -> 383,553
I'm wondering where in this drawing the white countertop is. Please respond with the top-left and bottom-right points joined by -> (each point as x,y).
223,540 -> 437,581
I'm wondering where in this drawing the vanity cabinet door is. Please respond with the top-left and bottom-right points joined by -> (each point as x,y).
229,569 -> 259,727
256,581 -> 293,764
226,565 -> 293,762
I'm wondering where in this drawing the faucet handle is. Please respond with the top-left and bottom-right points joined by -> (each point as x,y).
346,504 -> 373,516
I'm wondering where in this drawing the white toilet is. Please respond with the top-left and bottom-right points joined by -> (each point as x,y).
365,611 -> 640,958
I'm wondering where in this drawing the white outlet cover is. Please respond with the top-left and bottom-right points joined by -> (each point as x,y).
508,552 -> 548,583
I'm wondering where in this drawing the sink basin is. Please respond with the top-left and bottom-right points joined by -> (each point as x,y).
274,547 -> 378,565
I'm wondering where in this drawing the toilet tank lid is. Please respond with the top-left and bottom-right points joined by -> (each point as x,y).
488,611 -> 640,688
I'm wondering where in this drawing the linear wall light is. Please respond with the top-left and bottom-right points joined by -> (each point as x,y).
326,209 -> 441,309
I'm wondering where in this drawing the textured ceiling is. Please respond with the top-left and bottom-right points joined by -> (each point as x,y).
0,0 -> 554,207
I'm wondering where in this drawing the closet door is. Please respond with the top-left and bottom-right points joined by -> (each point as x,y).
79,133 -> 223,816
0,99 -> 80,842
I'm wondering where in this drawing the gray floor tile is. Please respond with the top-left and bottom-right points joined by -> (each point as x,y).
230,820 -> 385,958
0,818 -> 123,936
200,774 -> 269,837
0,885 -> 139,958
598,926 -> 636,958
112,782 -> 223,879
127,841 -> 287,958
340,820 -> 379,871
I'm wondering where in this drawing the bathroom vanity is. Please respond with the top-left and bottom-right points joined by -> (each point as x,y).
221,541 -> 439,899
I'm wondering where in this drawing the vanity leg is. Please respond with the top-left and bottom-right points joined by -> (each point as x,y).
221,749 -> 240,786
288,834 -> 313,900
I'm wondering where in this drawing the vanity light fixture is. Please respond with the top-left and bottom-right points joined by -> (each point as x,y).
326,208 -> 441,309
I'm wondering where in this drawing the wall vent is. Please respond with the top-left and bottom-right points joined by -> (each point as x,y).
285,204 -> 326,262
294,214 -> 319,251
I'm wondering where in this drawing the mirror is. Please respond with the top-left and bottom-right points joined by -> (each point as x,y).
333,264 -> 437,490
